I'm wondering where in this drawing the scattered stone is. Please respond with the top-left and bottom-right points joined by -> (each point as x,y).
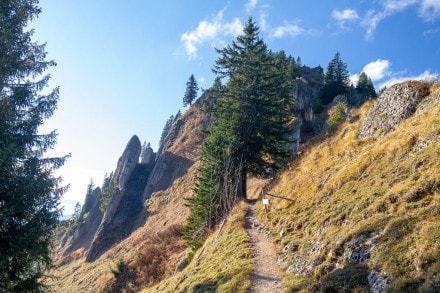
343,234 -> 376,264
368,270 -> 388,293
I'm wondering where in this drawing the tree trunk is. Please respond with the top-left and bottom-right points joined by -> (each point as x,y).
240,165 -> 247,199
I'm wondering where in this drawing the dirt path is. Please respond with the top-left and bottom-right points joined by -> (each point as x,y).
245,201 -> 286,293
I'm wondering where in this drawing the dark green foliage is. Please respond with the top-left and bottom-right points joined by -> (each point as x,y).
184,18 -> 294,250
111,258 -> 126,279
203,77 -> 224,113
356,72 -> 377,102
100,173 -> 116,212
291,56 -> 302,79
327,103 -> 347,127
319,52 -> 350,106
0,1 -> 68,291
159,114 -> 175,147
183,74 -> 199,107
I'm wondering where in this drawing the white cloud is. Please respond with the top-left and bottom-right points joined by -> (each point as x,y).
181,10 -> 243,59
362,10 -> 386,39
245,0 -> 258,14
332,8 -> 360,27
259,13 -> 268,31
352,59 -> 439,90
362,0 -> 440,39
363,59 -> 391,81
350,59 -> 391,85
272,24 -> 305,38
379,70 -> 439,89
383,0 -> 418,12
419,0 -> 440,21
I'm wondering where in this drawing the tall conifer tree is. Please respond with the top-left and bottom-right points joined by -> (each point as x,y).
320,52 -> 350,105
183,74 -> 199,106
184,18 -> 294,250
0,1 -> 67,290
356,71 -> 377,103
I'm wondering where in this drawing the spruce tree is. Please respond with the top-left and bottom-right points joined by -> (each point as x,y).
183,74 -> 199,106
212,18 -> 294,193
320,52 -> 350,105
184,18 -> 294,250
356,71 -> 377,103
0,1 -> 68,290
100,173 -> 115,212
159,114 -> 175,147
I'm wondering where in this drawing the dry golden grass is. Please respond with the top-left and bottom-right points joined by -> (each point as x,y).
261,82 -> 440,291
45,103 -> 209,292
143,201 -> 253,293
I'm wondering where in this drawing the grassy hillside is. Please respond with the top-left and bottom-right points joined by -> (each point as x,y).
143,201 -> 253,293
47,82 -> 439,292
261,81 -> 440,292
46,102 -> 209,292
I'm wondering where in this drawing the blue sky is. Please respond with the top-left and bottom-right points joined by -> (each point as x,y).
32,0 -> 440,215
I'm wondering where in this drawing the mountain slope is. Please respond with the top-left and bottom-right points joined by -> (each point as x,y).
46,99 -> 210,292
262,81 -> 440,292
143,81 -> 439,293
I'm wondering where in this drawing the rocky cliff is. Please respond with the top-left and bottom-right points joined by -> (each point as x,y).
86,135 -> 156,261
48,97 -> 211,292
60,187 -> 103,256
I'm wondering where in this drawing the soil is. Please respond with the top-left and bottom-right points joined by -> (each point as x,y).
245,201 -> 286,293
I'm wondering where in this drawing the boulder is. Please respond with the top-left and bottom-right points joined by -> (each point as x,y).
359,81 -> 430,139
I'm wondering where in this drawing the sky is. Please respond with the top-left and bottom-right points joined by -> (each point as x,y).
31,0 -> 440,215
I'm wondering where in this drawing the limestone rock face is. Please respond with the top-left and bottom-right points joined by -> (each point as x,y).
85,135 -> 154,262
113,135 -> 142,188
141,145 -> 156,164
61,187 -> 104,256
295,66 -> 324,137
359,81 -> 430,139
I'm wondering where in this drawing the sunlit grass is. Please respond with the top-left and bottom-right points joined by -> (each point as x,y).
263,82 -> 440,291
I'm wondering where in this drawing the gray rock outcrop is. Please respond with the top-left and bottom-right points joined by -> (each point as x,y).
113,135 -> 142,188
141,144 -> 156,164
62,187 -> 104,255
359,81 -> 430,139
85,135 -> 155,262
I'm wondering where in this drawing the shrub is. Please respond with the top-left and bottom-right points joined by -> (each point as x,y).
328,103 -> 347,127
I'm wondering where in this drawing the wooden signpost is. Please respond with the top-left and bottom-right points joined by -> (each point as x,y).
261,188 -> 295,214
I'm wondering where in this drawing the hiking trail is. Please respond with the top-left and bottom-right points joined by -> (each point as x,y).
245,201 -> 286,293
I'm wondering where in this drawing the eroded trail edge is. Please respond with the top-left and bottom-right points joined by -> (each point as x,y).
245,201 -> 286,293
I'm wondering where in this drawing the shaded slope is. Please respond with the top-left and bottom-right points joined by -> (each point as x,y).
46,99 -> 211,292
86,162 -> 154,261
143,202 -> 253,293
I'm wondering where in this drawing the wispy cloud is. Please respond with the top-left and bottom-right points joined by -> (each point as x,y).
362,0 -> 440,39
245,0 -> 258,14
272,24 -> 305,38
379,70 -> 439,89
351,59 -> 439,89
419,0 -> 440,21
332,8 -> 359,28
181,10 -> 243,59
